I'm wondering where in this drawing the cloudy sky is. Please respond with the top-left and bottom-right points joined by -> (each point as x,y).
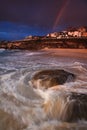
0,0 -> 87,40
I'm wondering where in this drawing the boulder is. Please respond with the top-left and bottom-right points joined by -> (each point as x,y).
30,69 -> 87,122
42,91 -> 87,122
30,69 -> 76,89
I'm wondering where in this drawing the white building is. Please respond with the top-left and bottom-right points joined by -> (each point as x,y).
73,31 -> 81,37
47,32 -> 58,38
68,31 -> 81,37
68,31 -> 73,37
25,35 -> 33,40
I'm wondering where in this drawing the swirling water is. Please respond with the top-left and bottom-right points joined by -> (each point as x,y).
0,49 -> 87,130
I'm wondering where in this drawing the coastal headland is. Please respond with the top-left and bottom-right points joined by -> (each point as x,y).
0,26 -> 87,50
0,37 -> 87,50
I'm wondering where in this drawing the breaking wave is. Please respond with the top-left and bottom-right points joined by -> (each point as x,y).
0,49 -> 87,130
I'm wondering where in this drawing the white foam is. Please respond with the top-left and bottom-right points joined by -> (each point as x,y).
0,50 -> 87,130
0,49 -> 5,53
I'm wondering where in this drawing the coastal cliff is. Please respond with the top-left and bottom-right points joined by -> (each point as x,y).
0,37 -> 87,50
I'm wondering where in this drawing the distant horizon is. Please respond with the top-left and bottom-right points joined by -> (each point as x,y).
0,22 -> 87,41
0,21 -> 66,41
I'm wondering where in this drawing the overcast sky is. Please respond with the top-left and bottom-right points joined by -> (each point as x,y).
0,0 -> 87,40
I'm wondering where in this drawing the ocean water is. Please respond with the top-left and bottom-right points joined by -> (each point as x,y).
0,48 -> 87,130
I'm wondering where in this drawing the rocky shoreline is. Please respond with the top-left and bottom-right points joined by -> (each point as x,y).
0,37 -> 87,50
30,69 -> 87,122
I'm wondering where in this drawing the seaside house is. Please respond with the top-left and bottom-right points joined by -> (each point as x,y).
47,26 -> 87,38
47,32 -> 58,38
25,35 -> 33,40
73,31 -> 81,37
67,30 -> 81,37
82,32 -> 87,37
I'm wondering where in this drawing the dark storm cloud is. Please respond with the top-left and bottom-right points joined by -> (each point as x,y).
0,21 -> 49,40
0,0 -> 87,40
60,0 -> 87,27
0,0 -> 63,28
0,0 -> 87,28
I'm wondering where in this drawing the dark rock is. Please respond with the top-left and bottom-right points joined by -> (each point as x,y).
30,69 -> 87,122
30,69 -> 76,89
67,92 -> 87,121
0,38 -> 87,50
42,91 -> 87,122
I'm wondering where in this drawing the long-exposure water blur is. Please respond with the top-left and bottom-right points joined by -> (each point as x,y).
0,49 -> 87,130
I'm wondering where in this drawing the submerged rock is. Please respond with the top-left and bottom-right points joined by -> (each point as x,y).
42,91 -> 87,122
30,69 -> 87,122
30,69 -> 76,89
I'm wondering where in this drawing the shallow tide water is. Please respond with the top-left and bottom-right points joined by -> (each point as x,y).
0,49 -> 87,130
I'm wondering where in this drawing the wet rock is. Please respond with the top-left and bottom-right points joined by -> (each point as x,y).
30,69 -> 76,89
30,69 -> 87,122
68,92 -> 87,121
42,91 -> 87,122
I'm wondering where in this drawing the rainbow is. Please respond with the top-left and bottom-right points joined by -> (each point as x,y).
53,0 -> 70,30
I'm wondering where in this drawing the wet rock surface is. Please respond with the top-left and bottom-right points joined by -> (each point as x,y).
30,69 -> 76,89
67,92 -> 87,121
42,91 -> 87,122
30,69 -> 87,122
